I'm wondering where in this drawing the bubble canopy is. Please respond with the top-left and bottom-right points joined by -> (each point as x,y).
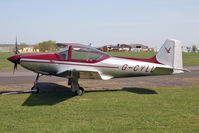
56,44 -> 110,62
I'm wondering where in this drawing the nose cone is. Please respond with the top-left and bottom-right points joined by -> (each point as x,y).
8,55 -> 20,64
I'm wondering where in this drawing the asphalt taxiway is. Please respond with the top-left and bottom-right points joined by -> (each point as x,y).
0,66 -> 198,92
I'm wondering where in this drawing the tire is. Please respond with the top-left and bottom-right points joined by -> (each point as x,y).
75,87 -> 85,96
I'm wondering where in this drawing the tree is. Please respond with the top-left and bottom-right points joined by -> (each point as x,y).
192,45 -> 197,52
18,43 -> 28,50
35,40 -> 57,52
33,44 -> 40,51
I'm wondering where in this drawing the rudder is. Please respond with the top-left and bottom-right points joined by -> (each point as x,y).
156,39 -> 183,74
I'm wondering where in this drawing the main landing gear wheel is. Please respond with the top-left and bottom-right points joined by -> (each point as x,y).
31,85 -> 39,94
70,72 -> 85,96
75,87 -> 85,96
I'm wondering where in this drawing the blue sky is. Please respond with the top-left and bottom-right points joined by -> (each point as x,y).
0,0 -> 199,47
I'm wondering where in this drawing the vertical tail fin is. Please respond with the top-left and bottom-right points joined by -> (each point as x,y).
156,39 -> 183,74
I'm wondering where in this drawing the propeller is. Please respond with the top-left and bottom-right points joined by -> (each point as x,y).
13,37 -> 19,74
7,37 -> 21,74
15,37 -> 18,55
13,61 -> 18,74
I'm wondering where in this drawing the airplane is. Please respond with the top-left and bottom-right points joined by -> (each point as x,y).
7,39 -> 186,96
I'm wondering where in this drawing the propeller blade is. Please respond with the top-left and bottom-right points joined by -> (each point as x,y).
12,37 -> 19,75
15,36 -> 18,55
13,63 -> 17,74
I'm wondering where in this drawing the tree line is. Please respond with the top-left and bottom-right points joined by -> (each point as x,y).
18,41 -> 198,53
18,40 -> 57,52
33,40 -> 57,52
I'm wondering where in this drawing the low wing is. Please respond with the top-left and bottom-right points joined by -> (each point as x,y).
57,70 -> 114,80
78,71 -> 102,79
57,70 -> 102,79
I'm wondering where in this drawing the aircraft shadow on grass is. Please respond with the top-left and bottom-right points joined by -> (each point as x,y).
122,87 -> 157,94
20,82 -> 157,106
22,82 -> 74,106
86,88 -> 157,94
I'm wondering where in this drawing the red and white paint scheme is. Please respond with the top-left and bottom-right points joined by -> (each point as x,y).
8,39 -> 185,96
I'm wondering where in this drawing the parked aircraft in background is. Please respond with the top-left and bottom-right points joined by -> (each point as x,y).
8,39 -> 185,96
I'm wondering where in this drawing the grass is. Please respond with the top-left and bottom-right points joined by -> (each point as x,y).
0,52 -> 198,70
0,52 -> 14,70
0,86 -> 199,133
182,52 -> 199,66
108,51 -> 157,58
0,52 -> 23,70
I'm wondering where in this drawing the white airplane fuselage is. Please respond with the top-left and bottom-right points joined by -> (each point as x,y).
20,55 -> 173,80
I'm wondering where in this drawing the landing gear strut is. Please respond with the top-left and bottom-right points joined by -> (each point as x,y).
31,73 -> 40,94
69,72 -> 85,96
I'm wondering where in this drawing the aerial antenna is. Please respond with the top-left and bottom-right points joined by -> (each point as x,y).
89,43 -> 93,47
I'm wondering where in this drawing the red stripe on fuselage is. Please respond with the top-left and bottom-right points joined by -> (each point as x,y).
20,53 -> 60,60
20,53 -> 111,64
114,56 -> 162,64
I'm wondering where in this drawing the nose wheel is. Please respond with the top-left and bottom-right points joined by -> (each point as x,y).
75,86 -> 85,96
31,85 -> 39,94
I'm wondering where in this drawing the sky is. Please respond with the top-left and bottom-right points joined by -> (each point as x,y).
0,0 -> 199,47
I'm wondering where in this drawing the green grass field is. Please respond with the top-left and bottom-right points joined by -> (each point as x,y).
182,52 -> 199,66
0,52 -> 23,70
0,86 -> 199,133
0,52 -> 199,70
1,52 -> 199,132
108,51 -> 157,58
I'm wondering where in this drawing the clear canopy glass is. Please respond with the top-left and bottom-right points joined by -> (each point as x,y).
57,45 -> 109,61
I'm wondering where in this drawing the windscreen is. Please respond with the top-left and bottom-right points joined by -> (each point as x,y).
71,46 -> 109,61
56,46 -> 69,60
